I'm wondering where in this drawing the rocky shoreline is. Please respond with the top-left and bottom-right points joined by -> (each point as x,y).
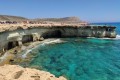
0,65 -> 66,80
0,39 -> 67,80
0,39 -> 63,65
0,41 -> 41,66
0,16 -> 117,80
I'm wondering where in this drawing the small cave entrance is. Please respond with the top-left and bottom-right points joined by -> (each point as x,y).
106,28 -> 113,32
41,30 -> 62,39
7,41 -> 19,50
22,35 -> 33,44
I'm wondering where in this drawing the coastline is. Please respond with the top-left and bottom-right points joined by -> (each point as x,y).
0,38 -> 64,66
0,38 -> 67,80
0,21 -> 117,80
1,35 -> 120,66
0,64 -> 66,80
0,41 -> 41,66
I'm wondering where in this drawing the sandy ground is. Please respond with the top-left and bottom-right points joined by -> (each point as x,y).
0,65 -> 66,80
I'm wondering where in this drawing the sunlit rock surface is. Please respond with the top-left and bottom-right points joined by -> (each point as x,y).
0,65 -> 66,80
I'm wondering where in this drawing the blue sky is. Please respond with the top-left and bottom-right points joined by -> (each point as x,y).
0,0 -> 120,22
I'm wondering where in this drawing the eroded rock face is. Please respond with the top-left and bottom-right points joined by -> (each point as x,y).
0,26 -> 116,52
0,65 -> 67,80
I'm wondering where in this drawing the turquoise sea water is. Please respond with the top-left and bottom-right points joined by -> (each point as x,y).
29,23 -> 120,80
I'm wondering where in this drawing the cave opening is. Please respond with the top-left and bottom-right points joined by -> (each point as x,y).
22,35 -> 33,44
41,30 -> 62,39
7,41 -> 19,50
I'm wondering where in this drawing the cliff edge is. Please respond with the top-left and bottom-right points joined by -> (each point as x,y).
0,65 -> 66,80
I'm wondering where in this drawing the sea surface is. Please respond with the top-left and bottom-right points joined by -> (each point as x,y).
27,23 -> 120,80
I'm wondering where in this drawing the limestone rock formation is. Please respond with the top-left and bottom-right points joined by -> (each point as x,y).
0,65 -> 66,80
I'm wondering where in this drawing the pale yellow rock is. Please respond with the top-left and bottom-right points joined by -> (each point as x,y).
0,65 -> 67,80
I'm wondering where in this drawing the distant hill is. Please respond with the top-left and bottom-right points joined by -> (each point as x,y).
33,16 -> 81,22
0,15 -> 82,22
0,15 -> 28,21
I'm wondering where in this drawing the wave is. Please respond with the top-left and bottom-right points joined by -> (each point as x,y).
0,52 -> 8,62
22,49 -> 32,58
21,44 -> 40,58
21,39 -> 64,58
100,35 -> 120,40
40,39 -> 64,46
116,35 -> 120,39
87,35 -> 120,40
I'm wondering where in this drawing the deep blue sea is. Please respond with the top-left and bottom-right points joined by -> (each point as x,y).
28,23 -> 120,80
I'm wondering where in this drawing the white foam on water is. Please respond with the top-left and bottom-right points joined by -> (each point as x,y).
21,39 -> 64,58
99,35 -> 120,40
22,49 -> 32,58
40,39 -> 63,46
98,37 -> 112,40
0,52 -> 8,62
87,35 -> 120,40
21,44 -> 40,58
115,35 -> 120,40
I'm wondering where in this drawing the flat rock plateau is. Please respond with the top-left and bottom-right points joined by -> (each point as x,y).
0,65 -> 66,80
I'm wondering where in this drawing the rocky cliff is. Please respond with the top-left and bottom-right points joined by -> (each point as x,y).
0,65 -> 66,80
0,25 -> 116,52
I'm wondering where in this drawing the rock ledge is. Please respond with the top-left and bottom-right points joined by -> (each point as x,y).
0,65 -> 66,80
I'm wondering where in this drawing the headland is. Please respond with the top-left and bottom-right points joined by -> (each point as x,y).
0,15 -> 117,80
